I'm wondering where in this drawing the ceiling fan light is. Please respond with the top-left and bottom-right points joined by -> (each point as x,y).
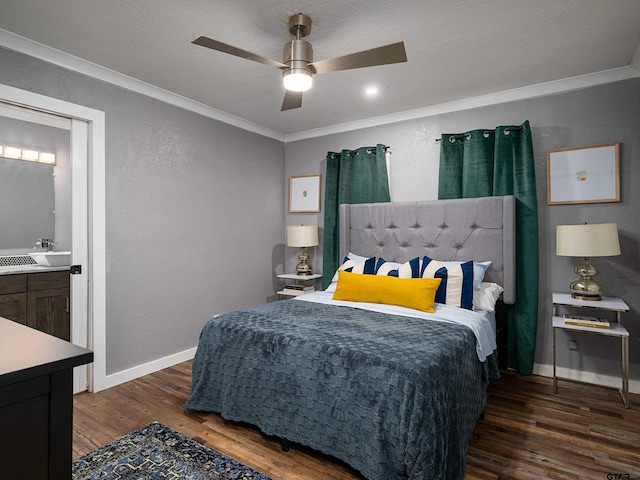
283,71 -> 313,92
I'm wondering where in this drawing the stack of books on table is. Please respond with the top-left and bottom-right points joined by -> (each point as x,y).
563,314 -> 610,329
282,284 -> 315,296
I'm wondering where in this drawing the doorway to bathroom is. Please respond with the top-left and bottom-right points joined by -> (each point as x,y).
0,84 -> 106,393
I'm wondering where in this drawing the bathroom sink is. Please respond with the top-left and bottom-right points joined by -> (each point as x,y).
29,251 -> 71,267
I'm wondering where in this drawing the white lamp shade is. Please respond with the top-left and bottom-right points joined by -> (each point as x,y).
556,223 -> 621,257
287,225 -> 318,247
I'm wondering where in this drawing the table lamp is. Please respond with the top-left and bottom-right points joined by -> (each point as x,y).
287,225 -> 319,275
556,222 -> 620,301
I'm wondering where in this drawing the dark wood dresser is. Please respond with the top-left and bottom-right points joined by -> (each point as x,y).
0,317 -> 93,479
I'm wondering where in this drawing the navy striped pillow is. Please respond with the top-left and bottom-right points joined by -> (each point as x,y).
374,257 -> 421,277
420,257 -> 474,310
326,255 -> 378,293
343,256 -> 377,275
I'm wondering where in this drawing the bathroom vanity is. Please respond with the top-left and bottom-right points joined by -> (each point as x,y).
0,269 -> 70,340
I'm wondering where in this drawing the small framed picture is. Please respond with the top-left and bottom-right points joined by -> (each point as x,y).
547,143 -> 620,205
289,175 -> 321,213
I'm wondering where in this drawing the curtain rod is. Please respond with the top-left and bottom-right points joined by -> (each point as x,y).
361,146 -> 391,152
435,126 -> 522,142
329,146 -> 391,158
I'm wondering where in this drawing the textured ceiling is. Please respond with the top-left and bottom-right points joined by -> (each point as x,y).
0,0 -> 639,136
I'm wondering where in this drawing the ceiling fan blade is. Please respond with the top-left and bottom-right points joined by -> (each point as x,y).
309,41 -> 407,74
281,90 -> 303,111
192,36 -> 287,70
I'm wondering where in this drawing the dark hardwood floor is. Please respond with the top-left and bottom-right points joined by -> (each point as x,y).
73,361 -> 640,480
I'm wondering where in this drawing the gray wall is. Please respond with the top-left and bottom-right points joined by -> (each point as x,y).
285,78 -> 640,385
2,43 -> 637,387
0,47 -> 286,375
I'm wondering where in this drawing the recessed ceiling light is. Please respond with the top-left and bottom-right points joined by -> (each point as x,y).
365,86 -> 379,96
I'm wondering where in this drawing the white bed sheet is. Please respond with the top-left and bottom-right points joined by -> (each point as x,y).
295,291 -> 497,362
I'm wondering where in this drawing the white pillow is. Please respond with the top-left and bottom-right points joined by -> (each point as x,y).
473,282 -> 504,312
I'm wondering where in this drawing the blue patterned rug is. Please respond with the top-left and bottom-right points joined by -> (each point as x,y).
72,421 -> 272,479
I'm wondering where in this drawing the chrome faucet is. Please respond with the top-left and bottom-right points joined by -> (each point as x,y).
36,238 -> 56,251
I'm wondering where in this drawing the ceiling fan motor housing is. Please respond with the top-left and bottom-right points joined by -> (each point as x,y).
283,39 -> 313,69
282,39 -> 314,88
283,12 -> 314,85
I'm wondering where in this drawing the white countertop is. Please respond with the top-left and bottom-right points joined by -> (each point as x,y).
0,265 -> 70,275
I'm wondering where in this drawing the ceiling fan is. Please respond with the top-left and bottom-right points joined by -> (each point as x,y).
192,13 -> 407,111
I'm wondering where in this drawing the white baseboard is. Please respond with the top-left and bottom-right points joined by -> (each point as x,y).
102,354 -> 639,396
533,363 -> 640,395
105,347 -> 197,390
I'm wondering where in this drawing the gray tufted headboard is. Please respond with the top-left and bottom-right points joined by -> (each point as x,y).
339,195 -> 516,304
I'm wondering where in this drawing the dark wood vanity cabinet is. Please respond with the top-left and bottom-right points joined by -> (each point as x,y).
0,274 -> 27,324
0,271 -> 70,340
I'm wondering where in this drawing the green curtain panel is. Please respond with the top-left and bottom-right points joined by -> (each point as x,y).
322,145 -> 391,290
438,121 -> 538,375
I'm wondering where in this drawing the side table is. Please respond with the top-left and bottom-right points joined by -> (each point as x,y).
277,273 -> 322,298
552,292 -> 630,408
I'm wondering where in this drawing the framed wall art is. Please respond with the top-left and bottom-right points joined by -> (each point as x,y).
289,174 -> 321,213
547,142 -> 620,205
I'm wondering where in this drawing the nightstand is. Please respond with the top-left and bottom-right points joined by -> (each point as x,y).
552,292 -> 630,408
277,273 -> 322,298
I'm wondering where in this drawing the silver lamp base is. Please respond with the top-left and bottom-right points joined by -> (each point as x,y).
570,257 -> 602,301
296,247 -> 313,275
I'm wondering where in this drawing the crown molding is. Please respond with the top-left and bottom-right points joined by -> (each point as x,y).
284,65 -> 640,143
2,28 -> 638,146
0,28 -> 285,142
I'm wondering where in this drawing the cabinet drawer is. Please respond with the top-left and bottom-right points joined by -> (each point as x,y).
27,271 -> 70,291
0,274 -> 27,295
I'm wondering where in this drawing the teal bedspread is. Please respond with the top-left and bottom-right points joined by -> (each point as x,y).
185,299 -> 498,480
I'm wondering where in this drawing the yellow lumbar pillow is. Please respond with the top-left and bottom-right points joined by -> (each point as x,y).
332,270 -> 442,313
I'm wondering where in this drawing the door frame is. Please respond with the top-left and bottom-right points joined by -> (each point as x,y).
0,83 -> 106,392
70,118 -> 89,393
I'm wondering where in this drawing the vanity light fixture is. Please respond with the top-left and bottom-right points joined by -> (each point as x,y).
22,149 -> 39,161
39,152 -> 56,164
0,144 -> 56,165
4,145 -> 22,158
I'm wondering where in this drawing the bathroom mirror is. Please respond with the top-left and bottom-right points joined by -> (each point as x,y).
0,158 -> 54,249
0,110 -> 70,253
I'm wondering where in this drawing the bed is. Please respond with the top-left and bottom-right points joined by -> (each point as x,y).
185,195 -> 515,480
